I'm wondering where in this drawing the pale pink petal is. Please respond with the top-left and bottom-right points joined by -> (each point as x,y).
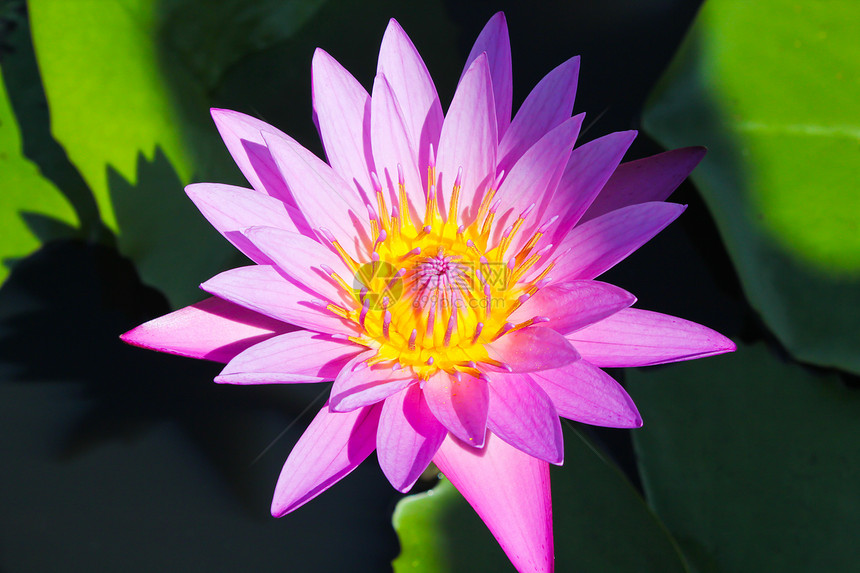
552,201 -> 686,281
329,353 -> 414,412
120,296 -> 292,363
210,108 -> 294,204
568,308 -> 736,367
433,433 -> 553,573
581,146 -> 707,222
498,114 -> 584,207
262,131 -> 370,257
498,56 -> 580,174
435,53 -> 497,224
530,360 -> 642,428
462,12 -> 512,138
185,183 -> 310,264
377,18 -> 444,183
547,130 -> 637,242
422,371 -> 489,447
509,281 -> 636,335
271,403 -> 380,516
370,73 -> 425,221
243,226 -> 353,304
311,49 -> 375,195
486,326 -> 580,372
215,330 -> 362,384
486,372 -> 564,464
496,114 -> 584,252
377,385 -> 446,492
201,265 -> 356,335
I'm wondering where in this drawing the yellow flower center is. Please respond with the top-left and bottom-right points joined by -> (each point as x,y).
323,162 -> 555,379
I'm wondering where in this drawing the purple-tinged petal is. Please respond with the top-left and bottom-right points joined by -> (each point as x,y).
201,265 -> 356,335
215,331 -> 362,384
210,108 -> 294,204
243,226 -> 353,304
271,402 -> 380,516
120,296 -> 293,363
509,281 -> 636,335
498,56 -> 580,174
462,12 -> 512,138
435,53 -> 497,224
568,308 -> 736,367
330,353 -> 414,412
433,433 -> 553,573
370,73 -> 426,220
496,114 -> 584,252
186,183 -> 311,264
552,201 -> 686,281
581,146 -> 707,223
422,371 -> 489,447
530,360 -> 642,428
311,49 -> 375,196
486,327 -> 580,372
377,19 -> 444,181
486,372 -> 564,464
547,130 -> 637,242
262,131 -> 370,257
377,385 -> 446,492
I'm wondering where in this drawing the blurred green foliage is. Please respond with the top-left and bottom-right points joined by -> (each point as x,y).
644,0 -> 860,373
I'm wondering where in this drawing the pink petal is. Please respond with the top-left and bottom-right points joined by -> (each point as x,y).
486,372 -> 564,464
568,308 -> 736,367
215,330 -> 362,384
329,353 -> 414,412
581,146 -> 707,223
433,432 -> 553,573
435,53 -> 497,225
422,371 -> 489,447
377,18 -> 444,183
547,130 -> 637,242
120,296 -> 292,363
370,73 -> 425,221
201,265 -> 356,335
497,56 -> 580,174
311,49 -> 375,196
487,326 -> 580,372
376,385 -> 446,492
463,12 -> 513,138
552,201 -> 686,281
529,360 -> 642,428
509,281 -> 636,335
185,183 -> 309,264
210,108 -> 294,204
496,115 -> 584,252
261,131 -> 369,257
271,402 -> 380,516
243,226 -> 352,304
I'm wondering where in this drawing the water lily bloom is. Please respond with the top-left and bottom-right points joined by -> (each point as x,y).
121,12 -> 734,573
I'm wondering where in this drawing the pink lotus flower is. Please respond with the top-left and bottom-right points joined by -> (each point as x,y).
122,13 -> 734,573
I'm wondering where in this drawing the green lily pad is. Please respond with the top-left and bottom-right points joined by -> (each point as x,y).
25,0 -> 325,306
643,0 -> 860,373
393,426 -> 689,573
0,67 -> 77,285
628,342 -> 860,572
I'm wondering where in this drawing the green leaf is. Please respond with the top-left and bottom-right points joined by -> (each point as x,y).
628,342 -> 860,572
25,0 -> 323,306
643,0 -> 860,372
157,0 -> 327,89
0,67 -> 77,285
393,426 -> 689,573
